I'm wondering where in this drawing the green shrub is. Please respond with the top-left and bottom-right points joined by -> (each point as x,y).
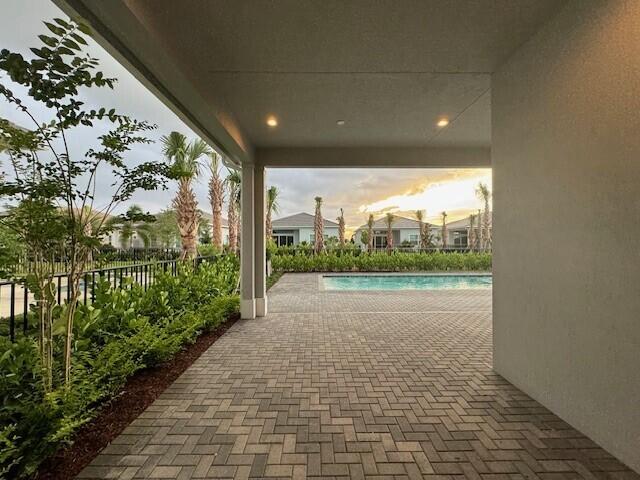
271,251 -> 491,272
0,258 -> 239,478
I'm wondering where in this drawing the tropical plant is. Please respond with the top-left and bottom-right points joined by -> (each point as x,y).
441,211 -> 448,249
468,212 -> 477,252
0,18 -> 171,388
107,205 -> 155,249
384,213 -> 395,254
226,170 -> 241,253
208,152 -> 225,249
337,208 -> 346,246
476,182 -> 492,251
366,214 -> 375,254
162,131 -> 211,260
266,186 -> 280,239
0,257 -> 239,478
313,196 -> 324,254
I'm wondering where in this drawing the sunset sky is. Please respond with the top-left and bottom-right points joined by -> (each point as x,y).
1,0 -> 491,236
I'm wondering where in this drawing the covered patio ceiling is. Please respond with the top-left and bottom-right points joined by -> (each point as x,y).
56,0 -> 565,168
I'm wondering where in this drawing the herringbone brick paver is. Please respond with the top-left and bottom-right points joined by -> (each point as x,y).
77,273 -> 639,479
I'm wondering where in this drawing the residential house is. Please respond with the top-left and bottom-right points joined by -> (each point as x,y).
271,212 -> 339,246
353,214 -> 492,250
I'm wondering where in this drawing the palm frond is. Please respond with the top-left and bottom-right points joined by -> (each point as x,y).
161,131 -> 187,159
267,186 -> 280,214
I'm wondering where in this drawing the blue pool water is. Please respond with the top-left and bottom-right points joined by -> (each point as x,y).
323,274 -> 492,291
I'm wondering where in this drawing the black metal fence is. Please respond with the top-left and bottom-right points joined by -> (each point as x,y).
9,247 -> 181,275
1,256 -> 214,341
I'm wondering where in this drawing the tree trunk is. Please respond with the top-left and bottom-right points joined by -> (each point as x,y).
367,225 -> 373,254
209,173 -> 224,250
266,210 -> 272,239
173,178 -> 200,260
314,201 -> 324,254
483,199 -> 491,251
228,201 -> 237,254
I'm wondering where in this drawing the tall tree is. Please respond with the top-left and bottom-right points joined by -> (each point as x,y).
441,211 -> 448,250
226,170 -> 241,253
367,214 -> 375,253
162,131 -> 211,260
476,182 -> 491,251
385,213 -> 395,254
208,152 -> 225,250
266,186 -> 280,240
337,208 -> 346,246
415,209 -> 426,250
314,196 -> 324,254
468,212 -> 477,252
0,19 -> 170,389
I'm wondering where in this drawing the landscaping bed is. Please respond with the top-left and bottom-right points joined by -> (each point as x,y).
0,257 -> 240,479
36,313 -> 238,480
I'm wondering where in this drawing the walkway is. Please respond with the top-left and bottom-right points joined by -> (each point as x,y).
78,273 -> 638,479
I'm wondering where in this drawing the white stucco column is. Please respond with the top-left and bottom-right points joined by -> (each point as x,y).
254,164 -> 267,316
240,164 -> 255,319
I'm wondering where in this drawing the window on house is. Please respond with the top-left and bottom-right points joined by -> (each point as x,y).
273,234 -> 294,247
408,234 -> 419,245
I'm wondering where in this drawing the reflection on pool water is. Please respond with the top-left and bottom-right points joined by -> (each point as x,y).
323,274 -> 492,291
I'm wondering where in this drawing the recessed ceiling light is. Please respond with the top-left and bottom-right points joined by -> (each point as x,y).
266,115 -> 278,127
336,120 -> 345,126
437,118 -> 449,128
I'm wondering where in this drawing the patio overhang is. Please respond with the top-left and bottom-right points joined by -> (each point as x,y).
255,146 -> 490,169
52,0 -> 640,472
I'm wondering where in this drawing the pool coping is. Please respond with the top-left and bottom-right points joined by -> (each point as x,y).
317,271 -> 492,291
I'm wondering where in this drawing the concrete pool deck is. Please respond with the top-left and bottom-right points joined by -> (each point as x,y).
77,273 -> 638,479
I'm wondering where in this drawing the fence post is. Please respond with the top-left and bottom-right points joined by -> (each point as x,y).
23,284 -> 28,335
9,283 -> 16,341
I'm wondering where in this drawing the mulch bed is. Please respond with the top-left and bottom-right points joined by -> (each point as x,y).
36,314 -> 239,480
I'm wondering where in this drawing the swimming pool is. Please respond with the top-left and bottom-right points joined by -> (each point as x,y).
323,274 -> 492,291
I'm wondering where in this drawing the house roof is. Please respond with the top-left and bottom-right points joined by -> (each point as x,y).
356,212 -> 493,232
273,212 -> 339,229
356,215 -> 422,231
446,212 -> 492,230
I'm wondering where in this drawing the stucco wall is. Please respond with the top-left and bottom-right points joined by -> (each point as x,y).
492,0 -> 640,471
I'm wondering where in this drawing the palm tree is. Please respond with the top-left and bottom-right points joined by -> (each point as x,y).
367,214 -> 375,253
162,131 -> 211,260
107,205 -> 154,249
227,170 -> 241,254
266,186 -> 280,240
468,212 -> 476,252
208,152 -> 225,250
384,213 -> 395,254
415,209 -> 426,251
476,182 -> 491,251
440,211 -> 448,250
313,196 -> 324,254
337,208 -> 346,246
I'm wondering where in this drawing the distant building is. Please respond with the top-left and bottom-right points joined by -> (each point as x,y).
106,213 -> 230,249
353,213 -> 492,250
271,212 -> 339,246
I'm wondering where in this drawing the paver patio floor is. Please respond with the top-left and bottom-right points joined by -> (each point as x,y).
78,273 -> 638,479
